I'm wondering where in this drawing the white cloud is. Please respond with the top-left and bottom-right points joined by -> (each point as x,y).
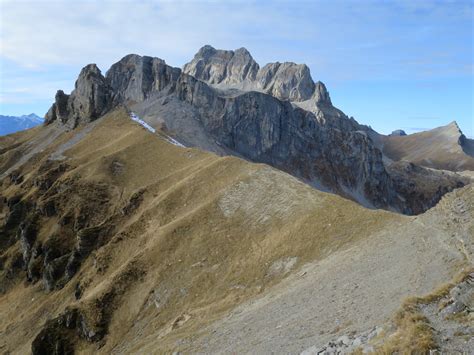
0,0 -> 471,80
0,0 -> 316,70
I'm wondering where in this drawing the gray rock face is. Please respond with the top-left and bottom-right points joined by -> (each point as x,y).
182,45 -> 331,104
256,62 -> 315,101
183,45 -> 259,86
44,90 -> 70,125
70,64 -> 112,123
389,129 -> 407,136
106,54 -> 181,104
313,81 -> 331,104
45,64 -> 112,127
154,72 -> 400,210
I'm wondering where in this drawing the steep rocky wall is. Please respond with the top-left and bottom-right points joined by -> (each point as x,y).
45,65 -> 112,128
182,45 -> 333,104
172,74 -> 399,209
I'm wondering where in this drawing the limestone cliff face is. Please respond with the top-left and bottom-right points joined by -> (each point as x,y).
105,54 -> 181,104
169,73 -> 399,210
182,45 -> 332,104
183,45 -> 259,86
255,62 -> 315,101
45,64 -> 112,128
313,81 -> 332,104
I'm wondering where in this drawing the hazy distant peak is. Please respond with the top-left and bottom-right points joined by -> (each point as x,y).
0,113 -> 43,135
389,129 -> 407,136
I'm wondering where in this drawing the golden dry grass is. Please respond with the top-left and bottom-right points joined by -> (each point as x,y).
375,268 -> 473,354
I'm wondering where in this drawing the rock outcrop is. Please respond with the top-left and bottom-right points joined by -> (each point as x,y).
106,54 -> 181,104
45,64 -> 112,127
182,45 -> 331,104
255,62 -> 315,101
183,45 -> 259,86
389,129 -> 407,136
312,81 -> 332,104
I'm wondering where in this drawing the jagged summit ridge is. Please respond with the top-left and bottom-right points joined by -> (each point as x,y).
183,45 -> 331,104
183,45 -> 259,85
44,47 -> 332,128
45,54 -> 181,127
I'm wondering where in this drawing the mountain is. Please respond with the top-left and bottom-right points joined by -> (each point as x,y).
378,122 -> 474,171
0,113 -> 43,136
0,109 -> 472,354
0,46 -> 472,354
43,46 -> 470,215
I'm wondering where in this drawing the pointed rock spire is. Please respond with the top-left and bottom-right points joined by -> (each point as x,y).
313,81 -> 331,104
45,64 -> 112,127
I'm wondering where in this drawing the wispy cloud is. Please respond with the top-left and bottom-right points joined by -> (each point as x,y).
0,0 -> 472,80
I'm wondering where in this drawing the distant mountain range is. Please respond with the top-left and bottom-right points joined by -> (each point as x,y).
0,113 -> 43,136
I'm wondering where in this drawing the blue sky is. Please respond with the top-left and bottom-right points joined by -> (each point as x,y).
0,0 -> 472,136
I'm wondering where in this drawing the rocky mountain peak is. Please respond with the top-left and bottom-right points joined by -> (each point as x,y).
78,63 -> 102,79
389,129 -> 407,136
72,63 -> 111,121
446,121 -> 462,134
256,62 -> 316,101
446,121 -> 474,157
430,121 -> 466,144
312,81 -> 331,104
183,45 -> 259,85
106,53 -> 180,104
195,44 -> 217,57
45,64 -> 112,127
183,46 -> 332,104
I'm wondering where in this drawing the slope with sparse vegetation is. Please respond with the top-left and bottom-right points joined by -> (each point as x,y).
0,108 -> 472,354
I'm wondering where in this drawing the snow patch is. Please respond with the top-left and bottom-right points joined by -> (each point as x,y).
130,112 -> 156,133
163,135 -> 186,148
